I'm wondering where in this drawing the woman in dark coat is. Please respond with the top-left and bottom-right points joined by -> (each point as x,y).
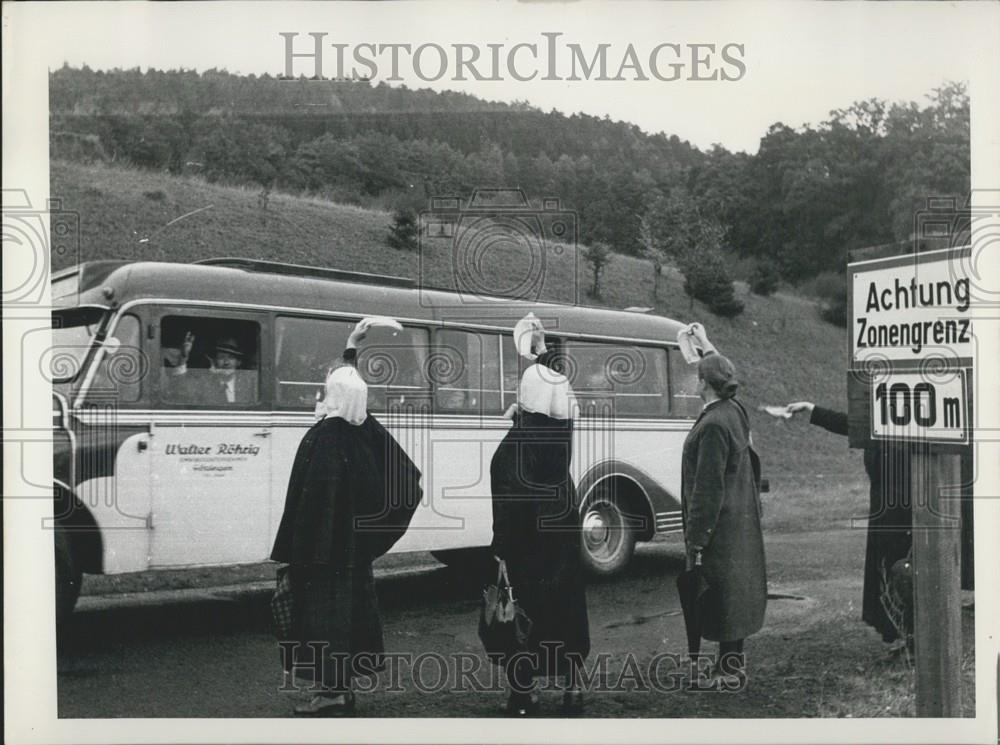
270,319 -> 422,717
681,345 -> 766,687
490,313 -> 590,716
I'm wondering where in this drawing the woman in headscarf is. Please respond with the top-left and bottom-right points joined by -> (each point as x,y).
680,324 -> 765,689
490,313 -> 591,716
271,318 -> 422,717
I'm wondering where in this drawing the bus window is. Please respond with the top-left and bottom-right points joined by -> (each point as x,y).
434,329 -> 502,414
563,342 -> 670,418
88,313 -> 143,403
275,316 -> 353,408
669,348 -> 702,418
357,324 -> 431,412
160,316 -> 260,406
501,334 -> 519,410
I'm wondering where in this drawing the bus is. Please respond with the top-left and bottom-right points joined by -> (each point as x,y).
50,258 -> 705,619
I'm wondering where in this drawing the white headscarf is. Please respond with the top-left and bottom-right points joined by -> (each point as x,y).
315,364 -> 368,425
511,312 -> 576,420
518,363 -> 576,420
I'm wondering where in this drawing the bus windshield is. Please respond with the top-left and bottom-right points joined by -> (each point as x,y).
51,306 -> 108,384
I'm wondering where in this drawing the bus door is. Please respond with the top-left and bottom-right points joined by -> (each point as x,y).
64,308 -> 154,572
147,309 -> 273,567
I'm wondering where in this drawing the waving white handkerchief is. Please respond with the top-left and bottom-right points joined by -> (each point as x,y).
513,312 -> 545,360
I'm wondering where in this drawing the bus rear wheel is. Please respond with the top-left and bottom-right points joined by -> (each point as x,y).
55,527 -> 82,623
580,493 -> 636,577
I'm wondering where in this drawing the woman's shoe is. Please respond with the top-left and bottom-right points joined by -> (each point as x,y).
294,691 -> 356,717
504,691 -> 539,717
561,688 -> 585,715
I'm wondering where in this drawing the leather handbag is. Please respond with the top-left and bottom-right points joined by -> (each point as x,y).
478,561 -> 532,660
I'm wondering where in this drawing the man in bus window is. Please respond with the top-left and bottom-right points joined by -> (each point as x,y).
166,332 -> 256,404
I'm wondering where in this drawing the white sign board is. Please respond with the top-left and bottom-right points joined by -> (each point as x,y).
870,369 -> 969,444
850,246 -> 973,367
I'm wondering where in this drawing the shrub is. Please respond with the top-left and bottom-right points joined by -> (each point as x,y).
386,209 -> 419,251
811,271 -> 848,327
679,248 -> 745,318
749,258 -> 781,296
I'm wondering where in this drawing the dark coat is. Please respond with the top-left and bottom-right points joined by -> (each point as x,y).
270,414 -> 422,566
490,409 -> 591,676
681,398 -> 766,642
809,406 -> 910,640
808,406 -> 975,637
270,412 -> 422,687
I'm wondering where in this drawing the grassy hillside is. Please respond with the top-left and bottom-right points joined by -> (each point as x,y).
52,159 -> 866,529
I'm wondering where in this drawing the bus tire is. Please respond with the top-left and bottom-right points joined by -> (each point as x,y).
580,492 -> 637,577
55,527 -> 82,623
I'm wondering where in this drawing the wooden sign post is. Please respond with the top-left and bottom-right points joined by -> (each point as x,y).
847,245 -> 972,718
911,450 -> 963,715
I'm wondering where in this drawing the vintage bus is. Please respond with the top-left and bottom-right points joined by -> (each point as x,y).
50,258 -> 704,619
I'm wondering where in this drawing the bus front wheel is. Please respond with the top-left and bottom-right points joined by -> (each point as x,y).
55,527 -> 82,623
580,494 -> 636,577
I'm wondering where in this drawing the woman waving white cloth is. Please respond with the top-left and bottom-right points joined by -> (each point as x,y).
490,313 -> 589,716
508,312 -> 578,421
272,317 -> 420,718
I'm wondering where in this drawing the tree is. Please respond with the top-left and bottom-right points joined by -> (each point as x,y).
749,258 -> 781,296
386,209 -> 419,251
638,213 -> 667,299
677,218 -> 744,317
582,241 -> 613,298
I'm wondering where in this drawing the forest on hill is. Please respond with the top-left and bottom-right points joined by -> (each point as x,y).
50,66 -> 969,283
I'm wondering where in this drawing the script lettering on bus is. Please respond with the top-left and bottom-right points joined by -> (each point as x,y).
164,443 -> 261,456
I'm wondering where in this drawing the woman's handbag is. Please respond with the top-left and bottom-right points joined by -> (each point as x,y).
270,565 -> 296,640
881,548 -> 914,641
478,560 -> 532,659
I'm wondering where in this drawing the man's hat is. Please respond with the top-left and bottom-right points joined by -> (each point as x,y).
214,336 -> 244,358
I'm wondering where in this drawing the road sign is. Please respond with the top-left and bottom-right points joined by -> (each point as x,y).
849,245 -> 973,369
847,243 -> 973,718
870,369 -> 969,444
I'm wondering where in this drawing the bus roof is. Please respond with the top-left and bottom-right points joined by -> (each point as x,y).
54,259 -> 689,344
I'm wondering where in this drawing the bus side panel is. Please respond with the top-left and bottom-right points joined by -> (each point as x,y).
574,422 -> 687,525
149,418 -> 272,568
389,423 -> 503,553
75,432 -> 152,574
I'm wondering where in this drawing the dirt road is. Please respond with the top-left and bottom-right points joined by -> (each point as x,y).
57,529 -> 974,718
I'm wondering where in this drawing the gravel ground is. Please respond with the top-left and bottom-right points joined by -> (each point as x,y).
57,529 -> 976,718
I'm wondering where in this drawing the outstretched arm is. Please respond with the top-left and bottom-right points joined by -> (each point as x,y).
787,401 -> 849,436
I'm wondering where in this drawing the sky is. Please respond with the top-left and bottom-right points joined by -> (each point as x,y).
9,1 -> 995,153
